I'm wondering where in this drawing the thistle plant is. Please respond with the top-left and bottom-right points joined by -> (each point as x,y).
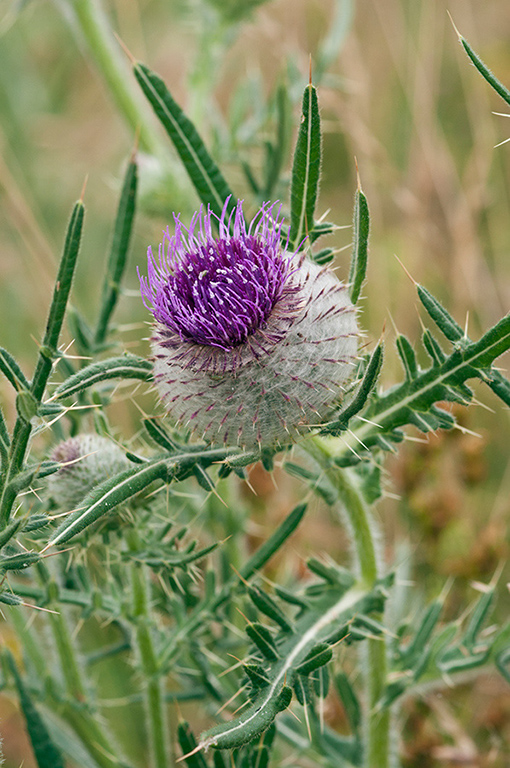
0,6 -> 509,768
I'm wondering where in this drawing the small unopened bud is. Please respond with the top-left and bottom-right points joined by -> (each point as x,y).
49,434 -> 129,509
139,199 -> 358,449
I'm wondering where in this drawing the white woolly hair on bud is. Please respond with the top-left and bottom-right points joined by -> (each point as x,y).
49,434 -> 130,509
140,200 -> 359,450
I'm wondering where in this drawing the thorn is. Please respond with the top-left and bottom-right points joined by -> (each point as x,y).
114,32 -> 137,65
393,253 -> 417,285
79,174 -> 88,203
20,601 -> 60,615
234,606 -> 250,624
494,136 -> 510,148
446,10 -> 462,42
215,684 -> 248,715
379,319 -> 386,344
176,744 -> 204,763
231,565 -> 250,588
464,311 -> 470,339
354,156 -> 361,191
130,128 -> 140,162
492,111 -> 510,118
309,54 -> 312,86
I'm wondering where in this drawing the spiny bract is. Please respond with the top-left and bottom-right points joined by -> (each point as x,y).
139,199 -> 358,449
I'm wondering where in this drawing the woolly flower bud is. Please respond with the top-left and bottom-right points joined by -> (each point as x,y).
49,434 -> 129,509
139,199 -> 358,449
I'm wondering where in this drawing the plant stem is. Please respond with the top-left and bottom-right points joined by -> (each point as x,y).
126,529 -> 170,768
305,436 -> 391,768
30,570 -> 133,768
60,0 -> 166,157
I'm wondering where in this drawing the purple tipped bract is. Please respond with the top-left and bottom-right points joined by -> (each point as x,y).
139,198 -> 359,449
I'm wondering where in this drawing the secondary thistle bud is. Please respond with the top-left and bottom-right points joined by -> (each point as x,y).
49,434 -> 129,509
139,199 -> 358,449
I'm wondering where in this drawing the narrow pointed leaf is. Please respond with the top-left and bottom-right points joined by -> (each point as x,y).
0,347 -> 29,391
348,184 -> 369,303
134,62 -> 235,219
323,342 -> 383,434
95,158 -> 138,346
5,651 -> 65,768
459,34 -> 510,105
288,83 -> 321,250
396,335 -> 418,380
31,200 -> 84,402
54,355 -> 152,399
48,460 -> 168,547
240,503 -> 307,580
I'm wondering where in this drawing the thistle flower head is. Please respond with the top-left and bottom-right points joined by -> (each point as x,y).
49,434 -> 129,509
139,199 -> 358,449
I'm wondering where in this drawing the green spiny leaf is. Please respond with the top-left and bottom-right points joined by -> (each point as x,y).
177,721 -> 208,768
144,418 -> 181,452
288,83 -> 321,251
5,650 -> 65,768
322,341 -> 383,434
334,671 -> 361,733
348,181 -> 369,304
43,199 -> 84,355
462,587 -> 494,652
246,623 -> 279,661
54,355 -> 152,400
418,285 -> 464,342
248,587 -> 292,633
459,32 -> 510,106
240,503 -> 307,581
0,347 -> 29,391
95,157 -> 138,346
396,335 -> 418,380
134,62 -> 235,220
48,460 -> 168,547
295,642 -> 333,675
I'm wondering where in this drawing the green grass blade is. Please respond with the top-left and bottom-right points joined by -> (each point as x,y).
348,181 -> 370,304
288,83 -> 321,251
95,157 -> 138,346
134,62 -> 235,219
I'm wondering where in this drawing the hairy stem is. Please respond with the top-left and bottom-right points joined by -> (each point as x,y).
126,529 -> 170,768
59,0 -> 165,157
305,436 -> 391,768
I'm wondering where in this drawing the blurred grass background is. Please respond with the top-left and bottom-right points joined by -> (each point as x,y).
0,0 -> 509,765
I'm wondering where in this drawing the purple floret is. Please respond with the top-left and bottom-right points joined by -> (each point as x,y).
139,199 -> 299,351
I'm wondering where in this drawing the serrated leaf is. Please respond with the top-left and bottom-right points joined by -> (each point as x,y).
288,83 -> 321,251
332,314 -> 510,464
54,355 -> 152,399
134,62 -> 235,219
199,580 -> 387,751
